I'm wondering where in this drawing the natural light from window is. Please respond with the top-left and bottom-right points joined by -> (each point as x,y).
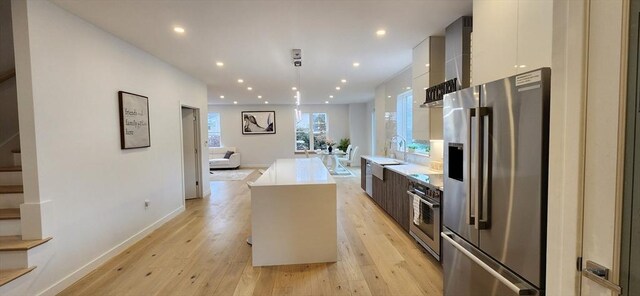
396,91 -> 413,150
295,112 -> 328,151
208,113 -> 221,147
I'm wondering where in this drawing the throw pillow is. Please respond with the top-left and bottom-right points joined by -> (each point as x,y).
223,151 -> 235,159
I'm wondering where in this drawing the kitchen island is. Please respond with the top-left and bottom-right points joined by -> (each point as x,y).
250,158 -> 337,266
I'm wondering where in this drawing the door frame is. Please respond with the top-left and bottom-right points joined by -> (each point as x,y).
621,0 -> 640,294
179,104 -> 203,202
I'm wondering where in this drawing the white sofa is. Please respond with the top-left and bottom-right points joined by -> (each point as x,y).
209,147 -> 241,169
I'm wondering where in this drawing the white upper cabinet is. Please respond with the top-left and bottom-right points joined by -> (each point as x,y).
472,0 -> 518,85
516,0 -> 552,74
412,36 -> 444,141
472,0 -> 552,85
413,39 -> 430,79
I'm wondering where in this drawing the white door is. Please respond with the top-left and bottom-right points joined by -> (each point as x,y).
580,0 -> 627,295
182,107 -> 199,199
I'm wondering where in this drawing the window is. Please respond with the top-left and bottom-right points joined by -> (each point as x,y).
208,113 -> 221,147
295,112 -> 328,151
396,90 -> 413,149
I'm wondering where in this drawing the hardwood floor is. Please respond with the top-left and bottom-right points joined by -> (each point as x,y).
60,170 -> 443,295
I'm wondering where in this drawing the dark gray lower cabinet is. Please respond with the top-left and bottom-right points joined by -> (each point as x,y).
362,167 -> 409,232
384,169 -> 410,232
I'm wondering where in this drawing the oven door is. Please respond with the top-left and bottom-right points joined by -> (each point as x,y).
408,190 -> 441,258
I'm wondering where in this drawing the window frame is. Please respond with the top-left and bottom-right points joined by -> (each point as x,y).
295,112 -> 329,152
396,90 -> 413,150
208,112 -> 222,148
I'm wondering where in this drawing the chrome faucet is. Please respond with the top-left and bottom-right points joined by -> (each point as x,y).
389,135 -> 407,162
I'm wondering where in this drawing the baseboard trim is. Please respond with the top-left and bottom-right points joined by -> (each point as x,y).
37,205 -> 185,296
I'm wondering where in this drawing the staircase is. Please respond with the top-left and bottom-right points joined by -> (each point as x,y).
0,150 -> 51,287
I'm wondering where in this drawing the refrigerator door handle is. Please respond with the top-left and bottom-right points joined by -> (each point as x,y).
475,107 -> 489,229
466,108 -> 476,226
441,232 -> 537,295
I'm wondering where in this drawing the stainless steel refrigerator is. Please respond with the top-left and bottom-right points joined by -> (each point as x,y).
442,68 -> 550,296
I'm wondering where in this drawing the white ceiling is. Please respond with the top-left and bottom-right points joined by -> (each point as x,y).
52,0 -> 472,105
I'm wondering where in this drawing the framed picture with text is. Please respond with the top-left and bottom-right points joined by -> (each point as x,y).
242,111 -> 276,135
118,91 -> 151,149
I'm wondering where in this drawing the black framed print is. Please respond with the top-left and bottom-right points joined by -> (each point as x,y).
118,91 -> 151,149
242,111 -> 276,135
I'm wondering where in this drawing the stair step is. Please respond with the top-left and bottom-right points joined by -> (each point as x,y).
0,166 -> 21,172
0,185 -> 23,194
10,150 -> 20,154
0,209 -> 20,220
0,267 -> 35,287
0,236 -> 51,251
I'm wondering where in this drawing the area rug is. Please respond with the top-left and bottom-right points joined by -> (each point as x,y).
330,165 -> 355,177
210,169 -> 255,181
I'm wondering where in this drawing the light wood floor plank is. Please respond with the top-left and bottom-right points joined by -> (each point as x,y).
59,170 -> 443,295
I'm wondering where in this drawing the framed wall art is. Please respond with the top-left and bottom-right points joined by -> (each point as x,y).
118,91 -> 151,149
242,111 -> 276,135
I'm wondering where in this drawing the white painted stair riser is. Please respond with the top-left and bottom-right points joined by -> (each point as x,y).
0,194 -> 23,209
0,171 -> 22,185
0,220 -> 21,236
0,251 -> 28,269
13,153 -> 21,167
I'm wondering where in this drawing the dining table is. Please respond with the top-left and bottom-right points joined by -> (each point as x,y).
315,149 -> 346,172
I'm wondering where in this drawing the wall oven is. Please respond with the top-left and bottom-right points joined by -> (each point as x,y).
408,175 -> 442,260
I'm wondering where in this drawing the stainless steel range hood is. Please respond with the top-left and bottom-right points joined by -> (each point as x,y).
421,16 -> 472,108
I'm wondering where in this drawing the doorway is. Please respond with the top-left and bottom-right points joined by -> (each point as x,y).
181,106 -> 202,200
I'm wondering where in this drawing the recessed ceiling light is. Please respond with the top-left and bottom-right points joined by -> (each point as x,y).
247,87 -> 253,91
258,95 -> 262,99
336,86 -> 341,90
325,101 -> 329,104
353,62 -> 360,67
329,95 -> 334,98
341,79 -> 347,83
220,95 -> 225,99
238,79 -> 244,83
173,26 -> 185,33
376,29 -> 386,36
425,63 -> 430,67
519,65 -> 527,68
406,86 -> 411,90
292,87 -> 297,91
387,95 -> 391,98
264,101 -> 269,104
216,61 -> 224,67
233,101 -> 237,104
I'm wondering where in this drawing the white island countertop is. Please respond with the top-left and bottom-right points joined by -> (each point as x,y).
252,158 -> 336,186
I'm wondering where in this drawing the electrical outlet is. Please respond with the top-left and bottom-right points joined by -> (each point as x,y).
144,199 -> 150,209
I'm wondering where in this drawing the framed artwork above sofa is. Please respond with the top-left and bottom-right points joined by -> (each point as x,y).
242,111 -> 275,135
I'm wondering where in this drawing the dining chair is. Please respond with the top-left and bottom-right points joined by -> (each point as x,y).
338,145 -> 352,161
339,146 -> 359,167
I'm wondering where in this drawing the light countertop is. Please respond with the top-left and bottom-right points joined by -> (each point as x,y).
360,155 -> 404,165
252,158 -> 336,186
385,163 -> 442,176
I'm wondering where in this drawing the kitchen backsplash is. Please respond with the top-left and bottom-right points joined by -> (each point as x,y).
395,139 -> 444,172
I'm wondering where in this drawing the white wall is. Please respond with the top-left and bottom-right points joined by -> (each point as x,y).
3,0 -> 209,295
348,103 -> 368,164
210,104 -> 349,167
